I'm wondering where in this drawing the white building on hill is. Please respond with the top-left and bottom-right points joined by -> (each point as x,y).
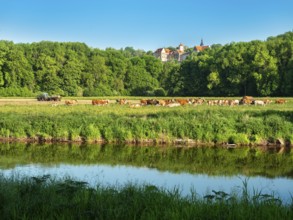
154,40 -> 209,62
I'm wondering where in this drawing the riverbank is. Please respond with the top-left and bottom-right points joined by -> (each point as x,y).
0,175 -> 292,219
0,99 -> 292,146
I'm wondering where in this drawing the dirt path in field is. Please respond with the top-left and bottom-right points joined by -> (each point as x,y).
0,98 -> 93,105
0,98 -> 138,105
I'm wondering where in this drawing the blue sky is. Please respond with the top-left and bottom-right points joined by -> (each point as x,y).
1,0 -> 292,51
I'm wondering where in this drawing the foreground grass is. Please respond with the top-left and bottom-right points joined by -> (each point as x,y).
0,175 -> 292,220
0,98 -> 293,145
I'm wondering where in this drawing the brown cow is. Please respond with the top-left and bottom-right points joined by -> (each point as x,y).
240,96 -> 254,105
147,99 -> 159,105
158,100 -> 166,106
275,99 -> 286,104
140,99 -> 148,106
140,99 -> 159,105
175,99 -> 190,105
92,99 -> 109,105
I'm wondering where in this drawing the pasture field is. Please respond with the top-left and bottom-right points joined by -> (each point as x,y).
0,97 -> 292,146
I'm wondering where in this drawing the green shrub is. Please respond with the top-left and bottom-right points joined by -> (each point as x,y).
80,124 -> 101,142
228,134 -> 250,145
153,88 -> 167,97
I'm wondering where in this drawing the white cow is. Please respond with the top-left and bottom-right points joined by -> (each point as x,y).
166,103 -> 181,107
254,100 -> 265,106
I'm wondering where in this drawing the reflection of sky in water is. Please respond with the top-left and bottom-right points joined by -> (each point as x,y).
1,164 -> 293,204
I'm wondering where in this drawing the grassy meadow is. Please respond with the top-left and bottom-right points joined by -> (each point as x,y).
0,97 -> 292,146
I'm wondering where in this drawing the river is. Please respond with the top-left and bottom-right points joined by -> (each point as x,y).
0,143 -> 292,204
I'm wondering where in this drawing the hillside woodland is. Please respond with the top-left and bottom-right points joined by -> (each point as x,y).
0,31 -> 292,97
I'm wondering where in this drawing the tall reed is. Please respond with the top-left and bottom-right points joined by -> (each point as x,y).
0,175 -> 292,219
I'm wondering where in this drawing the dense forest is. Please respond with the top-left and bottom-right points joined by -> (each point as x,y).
0,31 -> 292,97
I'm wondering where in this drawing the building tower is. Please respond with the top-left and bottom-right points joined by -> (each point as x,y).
200,38 -> 204,46
179,43 -> 184,52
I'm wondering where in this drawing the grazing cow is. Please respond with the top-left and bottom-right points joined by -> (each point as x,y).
158,100 -> 167,106
240,96 -> 254,105
190,98 -> 205,105
140,99 -> 148,106
207,100 -> 214,106
166,103 -> 181,107
263,99 -> 272,104
275,99 -> 286,104
164,99 -> 174,105
129,103 -> 141,108
222,100 -> 229,106
243,96 -> 254,100
147,99 -> 159,105
92,99 -> 109,105
218,100 -> 224,105
116,99 -> 128,105
175,99 -> 190,105
233,100 -> 240,105
140,99 -> 159,105
228,100 -> 239,106
65,100 -> 78,105
253,100 -> 265,106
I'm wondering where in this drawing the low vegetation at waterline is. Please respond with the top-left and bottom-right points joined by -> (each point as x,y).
0,98 -> 292,146
0,175 -> 292,219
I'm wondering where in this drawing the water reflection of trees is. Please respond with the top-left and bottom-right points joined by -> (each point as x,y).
0,142 -> 292,177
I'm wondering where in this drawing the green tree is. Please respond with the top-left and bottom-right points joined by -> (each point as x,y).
2,44 -> 34,90
59,50 -> 83,96
142,55 -> 163,79
251,43 -> 278,96
125,57 -> 159,95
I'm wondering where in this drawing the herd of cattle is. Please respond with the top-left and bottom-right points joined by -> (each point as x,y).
59,96 -> 287,107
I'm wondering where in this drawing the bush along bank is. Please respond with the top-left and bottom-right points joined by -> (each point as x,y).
0,109 -> 292,146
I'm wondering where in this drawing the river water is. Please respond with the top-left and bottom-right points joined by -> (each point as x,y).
2,163 -> 293,204
0,143 -> 292,204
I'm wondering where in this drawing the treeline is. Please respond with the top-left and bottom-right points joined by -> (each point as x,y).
0,31 -> 292,97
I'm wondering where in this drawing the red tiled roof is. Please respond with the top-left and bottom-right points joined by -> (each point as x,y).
194,45 -> 209,52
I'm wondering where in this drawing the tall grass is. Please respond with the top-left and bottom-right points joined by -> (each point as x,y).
0,100 -> 292,146
0,175 -> 292,219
